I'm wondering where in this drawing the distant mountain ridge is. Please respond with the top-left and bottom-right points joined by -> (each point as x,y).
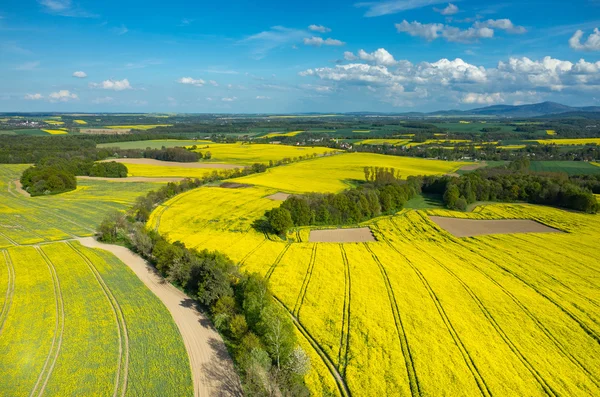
352,101 -> 600,118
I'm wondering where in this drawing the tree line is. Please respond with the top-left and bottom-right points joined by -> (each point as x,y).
96,167 -> 311,395
265,167 -> 420,234
20,157 -> 128,196
421,159 -> 599,213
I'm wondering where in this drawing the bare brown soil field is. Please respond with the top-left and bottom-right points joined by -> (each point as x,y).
429,216 -> 563,237
102,158 -> 242,169
220,182 -> 252,189
266,192 -> 290,201
77,238 -> 242,397
81,128 -> 131,134
309,227 -> 376,242
77,176 -> 185,183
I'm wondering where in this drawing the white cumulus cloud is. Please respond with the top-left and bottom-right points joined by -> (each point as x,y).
178,77 -> 205,86
299,47 -> 600,107
256,96 -> 271,100
90,79 -> 132,91
303,37 -> 345,46
308,24 -> 331,33
345,48 -> 399,66
24,93 -> 43,100
396,20 -> 494,43
222,96 -> 237,102
569,28 -> 600,51
474,19 -> 527,34
72,71 -> 87,78
462,92 -> 504,104
49,90 -> 78,102
434,3 -> 458,15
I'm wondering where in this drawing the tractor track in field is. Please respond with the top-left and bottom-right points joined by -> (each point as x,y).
461,238 -> 600,345
0,231 -> 18,246
337,244 -> 351,377
381,220 -> 493,397
444,241 -> 600,389
150,189 -> 199,232
0,250 -> 15,334
293,244 -> 317,317
239,239 -> 268,266
483,236 -> 600,307
31,246 -> 65,397
508,235 -> 600,278
412,243 -> 560,397
475,238 -> 600,324
362,243 -> 421,397
265,242 -> 292,280
273,296 -> 351,397
68,242 -> 129,397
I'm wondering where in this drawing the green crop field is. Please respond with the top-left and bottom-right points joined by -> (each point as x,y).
0,242 -> 192,396
529,161 -> 600,175
431,122 -> 518,134
0,165 -> 162,245
0,164 -> 193,395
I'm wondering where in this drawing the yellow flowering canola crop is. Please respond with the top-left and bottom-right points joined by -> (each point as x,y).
531,138 -> 600,145
233,152 -> 468,193
0,242 -> 192,396
0,164 -> 193,395
152,169 -> 600,396
190,142 -> 338,165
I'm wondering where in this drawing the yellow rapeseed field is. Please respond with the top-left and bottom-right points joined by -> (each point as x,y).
191,142 -> 337,165
124,163 -> 232,178
355,139 -> 411,146
73,120 -> 87,125
262,130 -> 305,138
546,129 -> 556,135
44,120 -> 65,125
531,138 -> 600,145
106,124 -> 172,130
151,169 -> 600,396
0,242 -> 192,396
233,153 -> 468,193
43,129 -> 68,135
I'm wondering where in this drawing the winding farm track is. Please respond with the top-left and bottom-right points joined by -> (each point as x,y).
32,247 -> 65,397
77,237 -> 242,397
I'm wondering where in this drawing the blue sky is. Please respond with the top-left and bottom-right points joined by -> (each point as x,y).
1,0 -> 599,112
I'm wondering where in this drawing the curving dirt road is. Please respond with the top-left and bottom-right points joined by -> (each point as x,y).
77,237 -> 242,397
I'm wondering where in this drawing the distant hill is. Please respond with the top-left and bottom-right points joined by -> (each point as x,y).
341,101 -> 600,118
428,101 -> 600,118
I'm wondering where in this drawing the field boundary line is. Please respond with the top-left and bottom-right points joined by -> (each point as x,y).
265,242 -> 292,280
337,245 -> 351,376
293,244 -> 317,316
381,220 -> 492,397
411,242 -> 559,396
67,242 -> 130,397
0,250 -> 15,333
444,241 -> 600,389
31,246 -> 65,397
239,239 -> 268,266
363,243 -> 421,397
273,296 -> 351,397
